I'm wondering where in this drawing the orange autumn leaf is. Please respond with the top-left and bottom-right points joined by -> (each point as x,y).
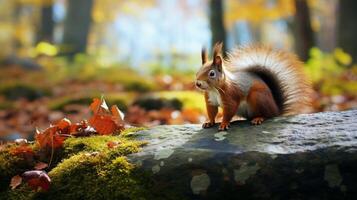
90,98 -> 109,114
69,121 -> 86,134
111,105 -> 125,131
10,175 -> 22,190
34,162 -> 48,170
35,118 -> 73,149
10,144 -> 34,162
111,105 -> 125,124
10,145 -> 34,156
107,141 -> 120,149
35,127 -> 67,149
89,98 -> 101,112
56,118 -> 71,132
89,115 -> 118,135
69,120 -> 96,136
88,98 -> 125,135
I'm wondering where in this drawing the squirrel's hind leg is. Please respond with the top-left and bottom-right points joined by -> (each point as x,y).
247,81 -> 280,125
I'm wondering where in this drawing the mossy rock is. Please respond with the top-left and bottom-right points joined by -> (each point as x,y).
0,127 -> 161,200
2,111 -> 357,199
0,83 -> 51,101
0,151 -> 33,189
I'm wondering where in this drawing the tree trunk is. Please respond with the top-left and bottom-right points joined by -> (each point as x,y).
37,1 -> 54,43
209,0 -> 226,54
293,0 -> 315,61
12,2 -> 22,50
338,0 -> 357,62
62,0 -> 94,57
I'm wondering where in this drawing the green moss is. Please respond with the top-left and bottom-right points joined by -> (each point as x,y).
62,134 -> 146,158
38,151 -> 152,199
120,127 -> 147,137
0,147 -> 36,190
0,128 -> 157,200
0,186 -> 36,200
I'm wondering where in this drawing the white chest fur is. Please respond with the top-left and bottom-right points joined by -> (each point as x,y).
207,89 -> 222,106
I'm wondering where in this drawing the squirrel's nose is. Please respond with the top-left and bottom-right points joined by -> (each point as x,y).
196,81 -> 201,87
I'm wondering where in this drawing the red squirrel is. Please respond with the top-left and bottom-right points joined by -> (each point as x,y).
195,43 -> 313,131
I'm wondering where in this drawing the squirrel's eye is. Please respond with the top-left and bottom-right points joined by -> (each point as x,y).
208,70 -> 216,78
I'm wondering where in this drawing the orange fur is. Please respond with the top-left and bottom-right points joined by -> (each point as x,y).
203,92 -> 218,128
196,43 -> 313,131
226,45 -> 313,115
217,81 -> 243,130
247,80 -> 280,118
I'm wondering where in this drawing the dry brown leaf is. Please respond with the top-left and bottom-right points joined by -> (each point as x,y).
35,127 -> 67,149
10,144 -> 34,159
34,162 -> 48,170
89,115 -> 118,135
107,141 -> 120,149
22,170 -> 51,191
88,98 -> 125,135
10,175 -> 22,190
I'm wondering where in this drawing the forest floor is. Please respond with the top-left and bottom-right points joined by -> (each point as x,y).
0,60 -> 356,141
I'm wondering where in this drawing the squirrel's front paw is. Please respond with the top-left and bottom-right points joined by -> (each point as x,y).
251,117 -> 264,125
202,122 -> 215,128
218,122 -> 230,131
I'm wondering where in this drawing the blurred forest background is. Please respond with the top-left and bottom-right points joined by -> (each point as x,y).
0,0 -> 356,140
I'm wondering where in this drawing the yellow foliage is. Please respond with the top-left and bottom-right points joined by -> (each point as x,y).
35,42 -> 58,56
225,0 -> 295,27
334,48 -> 352,66
92,0 -> 156,23
305,47 -> 356,96
17,0 -> 53,6
157,91 -> 205,111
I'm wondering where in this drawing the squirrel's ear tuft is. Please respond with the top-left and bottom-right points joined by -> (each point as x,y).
214,55 -> 223,72
201,47 -> 208,65
213,42 -> 223,58
213,42 -> 223,72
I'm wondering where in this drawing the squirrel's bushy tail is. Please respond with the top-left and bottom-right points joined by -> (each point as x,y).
227,45 -> 313,116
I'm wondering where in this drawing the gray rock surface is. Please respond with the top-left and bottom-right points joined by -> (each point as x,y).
129,110 -> 357,199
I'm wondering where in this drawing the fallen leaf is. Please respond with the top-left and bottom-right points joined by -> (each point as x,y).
69,120 -> 96,136
107,141 -> 120,149
111,105 -> 125,123
34,162 -> 48,170
88,98 -> 125,135
14,138 -> 28,145
10,144 -> 34,159
89,115 -> 118,135
35,127 -> 67,149
10,175 -> 22,190
90,98 -> 109,114
56,118 -> 71,133
22,170 -> 51,191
